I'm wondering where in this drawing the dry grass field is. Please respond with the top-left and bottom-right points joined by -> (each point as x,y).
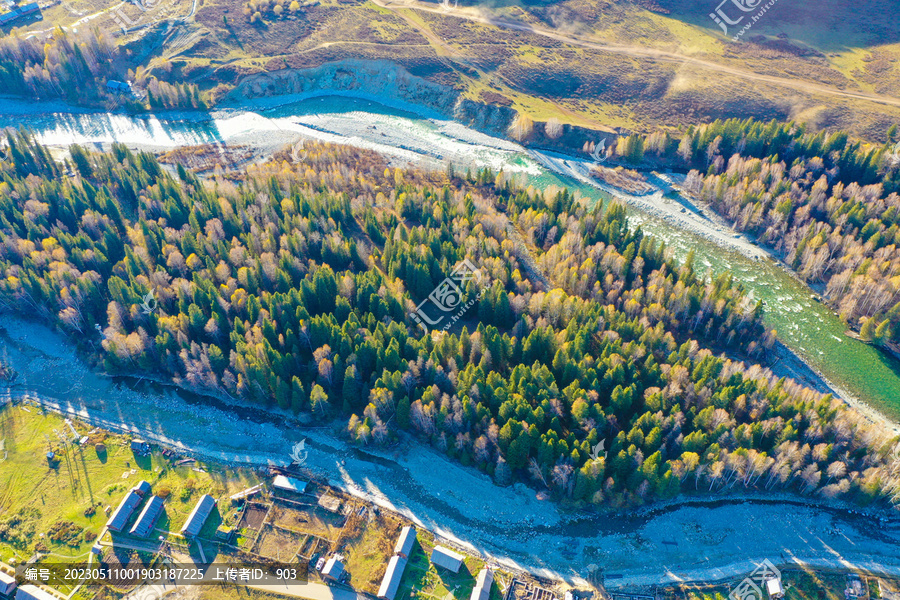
8,0 -> 900,139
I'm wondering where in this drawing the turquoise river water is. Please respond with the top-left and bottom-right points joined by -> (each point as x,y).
1,94 -> 898,421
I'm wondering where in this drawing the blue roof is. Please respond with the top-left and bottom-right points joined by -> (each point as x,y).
107,490 -> 142,532
272,475 -> 308,493
0,3 -> 39,24
180,494 -> 216,537
107,80 -> 132,92
134,480 -> 152,496
130,495 -> 164,537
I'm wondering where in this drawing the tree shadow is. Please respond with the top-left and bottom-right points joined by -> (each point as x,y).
95,444 -> 108,463
76,445 -> 96,504
132,452 -> 153,471
434,560 -> 475,599
222,14 -> 246,51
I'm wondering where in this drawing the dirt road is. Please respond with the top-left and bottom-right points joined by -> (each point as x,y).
370,0 -> 900,111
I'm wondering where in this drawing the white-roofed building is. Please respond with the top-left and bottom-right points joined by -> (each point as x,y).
377,554 -> 406,600
272,475 -> 308,494
470,568 -> 493,600
321,555 -> 345,582
766,578 -> 785,599
230,483 -> 264,502
394,526 -> 416,558
377,525 -> 417,600
430,546 -> 464,573
0,569 -> 16,596
15,585 -> 58,600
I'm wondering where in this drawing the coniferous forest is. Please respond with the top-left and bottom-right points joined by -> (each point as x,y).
1,131 -> 898,508
626,118 -> 900,346
0,29 -> 205,109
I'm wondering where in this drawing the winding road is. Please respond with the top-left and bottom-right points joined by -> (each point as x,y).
370,0 -> 900,111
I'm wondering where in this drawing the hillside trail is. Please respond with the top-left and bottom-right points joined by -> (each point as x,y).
371,0 -> 900,111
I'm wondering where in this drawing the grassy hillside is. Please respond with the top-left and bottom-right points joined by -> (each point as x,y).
7,0 -> 900,139
0,404 -> 259,566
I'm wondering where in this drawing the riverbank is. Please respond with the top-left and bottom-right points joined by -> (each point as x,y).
0,94 -> 539,175
2,313 -> 900,593
527,149 -> 769,262
2,93 -> 900,423
768,340 -> 900,436
525,148 -> 900,430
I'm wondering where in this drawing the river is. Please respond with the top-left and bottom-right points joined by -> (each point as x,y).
2,93 -> 897,422
2,314 -> 900,590
1,94 -> 900,589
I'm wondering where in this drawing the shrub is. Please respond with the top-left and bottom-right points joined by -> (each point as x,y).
544,118 -> 563,140
509,113 -> 534,141
0,508 -> 40,549
48,520 -> 85,547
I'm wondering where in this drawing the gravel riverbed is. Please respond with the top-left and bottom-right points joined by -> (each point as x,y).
1,315 -> 899,591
